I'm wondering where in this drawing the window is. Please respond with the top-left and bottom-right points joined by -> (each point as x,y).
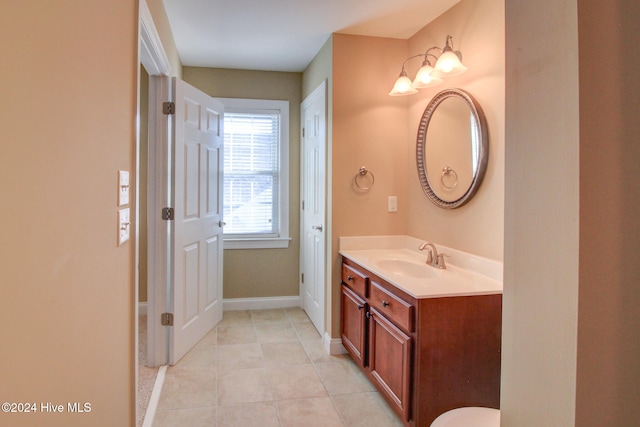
221,98 -> 289,249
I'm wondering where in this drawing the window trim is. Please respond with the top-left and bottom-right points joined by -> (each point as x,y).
219,97 -> 290,250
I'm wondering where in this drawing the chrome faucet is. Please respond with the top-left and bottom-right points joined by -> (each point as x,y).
418,242 -> 448,269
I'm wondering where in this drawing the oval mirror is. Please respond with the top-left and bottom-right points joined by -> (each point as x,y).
416,88 -> 488,209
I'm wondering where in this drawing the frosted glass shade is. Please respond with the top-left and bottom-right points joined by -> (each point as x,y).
412,64 -> 443,89
431,51 -> 467,78
389,75 -> 418,96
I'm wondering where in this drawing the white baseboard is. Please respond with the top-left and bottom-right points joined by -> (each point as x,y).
323,332 -> 347,355
141,364 -> 166,427
223,296 -> 302,311
138,302 -> 148,316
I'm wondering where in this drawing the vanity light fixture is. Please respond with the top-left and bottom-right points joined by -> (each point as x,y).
389,35 -> 467,96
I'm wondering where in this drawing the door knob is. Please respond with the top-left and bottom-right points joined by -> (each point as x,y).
218,220 -> 226,227
312,224 -> 323,232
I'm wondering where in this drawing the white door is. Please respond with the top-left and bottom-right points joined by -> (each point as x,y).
300,81 -> 327,335
150,76 -> 224,365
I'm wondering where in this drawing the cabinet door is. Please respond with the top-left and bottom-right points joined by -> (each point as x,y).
341,285 -> 367,367
369,308 -> 412,421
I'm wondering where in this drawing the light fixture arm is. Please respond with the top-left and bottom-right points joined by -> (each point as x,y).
397,53 -> 431,74
423,46 -> 442,58
421,51 -> 440,67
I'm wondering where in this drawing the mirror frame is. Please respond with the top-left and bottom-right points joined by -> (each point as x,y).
416,88 -> 488,209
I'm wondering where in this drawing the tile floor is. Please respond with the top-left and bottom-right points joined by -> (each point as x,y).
153,308 -> 403,427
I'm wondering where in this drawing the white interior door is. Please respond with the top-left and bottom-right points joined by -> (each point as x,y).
171,78 -> 224,364
150,76 -> 224,365
300,81 -> 327,335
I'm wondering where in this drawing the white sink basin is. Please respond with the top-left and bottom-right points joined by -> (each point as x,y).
339,238 -> 503,298
373,258 -> 439,279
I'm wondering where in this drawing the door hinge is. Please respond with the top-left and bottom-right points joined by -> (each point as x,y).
302,128 -> 305,138
301,200 -> 305,210
161,312 -> 174,326
163,101 -> 175,115
162,207 -> 174,221
301,273 -> 304,284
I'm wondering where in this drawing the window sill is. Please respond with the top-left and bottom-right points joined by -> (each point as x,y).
224,237 -> 291,250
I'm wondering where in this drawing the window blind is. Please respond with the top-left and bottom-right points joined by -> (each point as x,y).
223,112 -> 280,237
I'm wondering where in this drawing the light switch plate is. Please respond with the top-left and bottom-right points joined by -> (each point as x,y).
388,196 -> 398,212
118,170 -> 130,206
118,208 -> 130,246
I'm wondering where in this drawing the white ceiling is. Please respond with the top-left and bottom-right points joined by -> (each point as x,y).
162,0 -> 460,72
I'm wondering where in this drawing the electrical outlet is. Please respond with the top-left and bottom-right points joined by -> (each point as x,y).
118,208 -> 130,246
118,170 -> 130,206
388,196 -> 398,212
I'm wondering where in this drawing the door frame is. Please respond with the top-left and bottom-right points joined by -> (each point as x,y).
138,0 -> 171,369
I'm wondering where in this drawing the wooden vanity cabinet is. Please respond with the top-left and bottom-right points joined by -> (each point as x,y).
340,284 -> 367,367
340,257 -> 502,427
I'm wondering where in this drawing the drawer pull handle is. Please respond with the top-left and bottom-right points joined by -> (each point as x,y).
347,275 -> 353,281
382,301 -> 390,307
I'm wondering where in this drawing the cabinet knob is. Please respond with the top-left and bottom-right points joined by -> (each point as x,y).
357,304 -> 364,310
347,275 -> 353,281
382,301 -> 390,307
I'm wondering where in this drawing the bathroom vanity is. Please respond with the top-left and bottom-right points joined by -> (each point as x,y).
339,236 -> 502,427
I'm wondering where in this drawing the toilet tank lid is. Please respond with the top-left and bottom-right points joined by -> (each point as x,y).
430,407 -> 500,427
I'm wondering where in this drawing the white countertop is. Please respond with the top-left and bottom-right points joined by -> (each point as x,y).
339,235 -> 503,299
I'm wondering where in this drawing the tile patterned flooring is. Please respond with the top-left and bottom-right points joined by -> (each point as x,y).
153,308 -> 403,427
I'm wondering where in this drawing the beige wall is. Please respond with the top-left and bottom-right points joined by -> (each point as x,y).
503,0 -> 640,425
0,2 -> 137,426
302,37 -> 333,100
182,67 -> 303,299
575,0 -> 640,424
406,0 -> 505,261
330,34 -> 411,336
502,0 -> 580,424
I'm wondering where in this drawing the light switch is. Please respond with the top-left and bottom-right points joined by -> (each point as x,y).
118,170 -> 130,206
118,208 -> 130,246
388,196 -> 398,212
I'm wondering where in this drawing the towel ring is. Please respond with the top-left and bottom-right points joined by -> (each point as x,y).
354,166 -> 375,191
440,166 -> 458,190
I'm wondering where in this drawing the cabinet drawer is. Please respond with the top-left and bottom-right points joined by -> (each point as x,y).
370,282 -> 414,332
342,263 -> 369,298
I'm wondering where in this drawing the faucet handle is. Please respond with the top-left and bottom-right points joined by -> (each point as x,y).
435,253 -> 450,269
